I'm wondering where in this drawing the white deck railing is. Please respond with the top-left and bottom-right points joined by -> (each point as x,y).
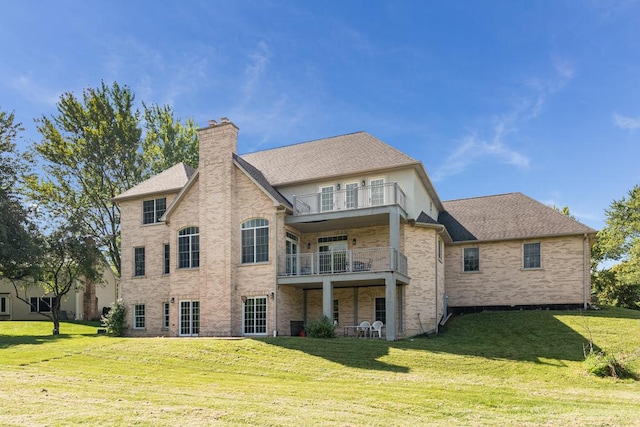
292,182 -> 406,216
277,247 -> 408,277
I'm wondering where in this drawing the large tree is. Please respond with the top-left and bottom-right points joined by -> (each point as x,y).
12,221 -> 103,334
592,185 -> 640,309
143,102 -> 199,174
0,109 -> 41,283
26,81 -> 199,277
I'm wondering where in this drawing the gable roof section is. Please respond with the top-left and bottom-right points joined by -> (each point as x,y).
440,192 -> 597,243
113,163 -> 196,202
241,132 -> 419,186
232,154 -> 292,208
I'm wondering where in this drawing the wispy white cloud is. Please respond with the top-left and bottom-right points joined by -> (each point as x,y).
613,112 -> 640,130
433,59 -> 574,182
239,40 -> 271,108
10,74 -> 61,107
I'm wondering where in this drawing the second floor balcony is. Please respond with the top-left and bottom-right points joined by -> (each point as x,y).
292,182 -> 406,216
277,247 -> 408,277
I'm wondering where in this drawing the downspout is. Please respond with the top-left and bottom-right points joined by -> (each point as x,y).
583,233 -> 588,310
434,231 -> 439,334
273,209 -> 280,336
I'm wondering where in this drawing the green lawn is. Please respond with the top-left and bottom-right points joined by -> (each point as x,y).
1,308 -> 639,426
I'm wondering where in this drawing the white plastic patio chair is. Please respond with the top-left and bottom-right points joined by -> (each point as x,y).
371,320 -> 384,338
357,320 -> 371,338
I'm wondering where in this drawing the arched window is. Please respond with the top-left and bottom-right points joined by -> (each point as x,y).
241,219 -> 269,263
178,227 -> 200,269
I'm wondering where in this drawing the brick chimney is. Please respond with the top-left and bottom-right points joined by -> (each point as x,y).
197,118 -> 238,335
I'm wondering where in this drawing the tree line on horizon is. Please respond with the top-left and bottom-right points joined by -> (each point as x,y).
0,81 -> 638,335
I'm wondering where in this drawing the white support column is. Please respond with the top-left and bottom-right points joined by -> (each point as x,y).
385,273 -> 396,341
389,206 -> 400,270
322,277 -> 333,320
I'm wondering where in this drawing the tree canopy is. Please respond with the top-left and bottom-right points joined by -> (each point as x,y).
0,109 -> 41,282
26,81 -> 199,276
592,184 -> 640,309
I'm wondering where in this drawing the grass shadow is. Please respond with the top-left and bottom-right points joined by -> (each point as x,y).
0,320 -> 103,349
263,309 -> 640,371
261,336 -> 410,373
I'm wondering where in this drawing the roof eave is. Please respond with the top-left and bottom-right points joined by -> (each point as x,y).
112,187 -> 185,203
447,230 -> 598,245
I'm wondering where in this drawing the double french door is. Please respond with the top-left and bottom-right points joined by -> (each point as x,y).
243,296 -> 267,335
179,300 -> 200,336
318,241 -> 348,273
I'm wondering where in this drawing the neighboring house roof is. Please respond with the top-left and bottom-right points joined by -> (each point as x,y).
439,192 -> 597,243
113,163 -> 196,202
241,132 -> 419,186
232,154 -> 292,208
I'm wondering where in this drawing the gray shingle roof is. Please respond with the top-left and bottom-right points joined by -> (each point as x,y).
113,163 -> 196,201
416,211 -> 440,225
241,132 -> 419,186
233,154 -> 292,207
439,192 -> 597,242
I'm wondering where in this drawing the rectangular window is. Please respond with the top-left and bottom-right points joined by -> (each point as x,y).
320,186 -> 334,212
142,197 -> 167,224
345,182 -> 359,209
162,302 -> 170,329
0,295 -> 8,314
134,304 -> 145,329
163,244 -> 170,274
243,296 -> 267,335
437,238 -> 443,262
134,247 -> 145,277
30,297 -> 55,313
333,299 -> 339,325
370,178 -> 385,206
463,247 -> 479,272
241,219 -> 269,264
375,297 -> 386,323
523,242 -> 541,269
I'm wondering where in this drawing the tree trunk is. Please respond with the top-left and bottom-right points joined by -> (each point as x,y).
53,314 -> 60,335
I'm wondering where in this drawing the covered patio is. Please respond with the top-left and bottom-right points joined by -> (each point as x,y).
278,271 -> 409,341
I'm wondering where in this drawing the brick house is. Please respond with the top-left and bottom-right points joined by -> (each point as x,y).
114,118 -> 596,340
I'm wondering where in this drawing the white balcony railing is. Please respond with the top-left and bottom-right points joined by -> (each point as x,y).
292,182 -> 406,216
277,247 -> 408,277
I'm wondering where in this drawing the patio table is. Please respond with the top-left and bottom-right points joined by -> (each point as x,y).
343,325 -> 359,337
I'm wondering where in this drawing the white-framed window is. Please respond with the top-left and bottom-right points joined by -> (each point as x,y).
179,300 -> 200,336
437,238 -> 443,262
463,247 -> 479,272
163,244 -> 170,274
134,247 -> 145,277
241,219 -> 269,264
375,297 -> 386,323
320,185 -> 335,212
243,296 -> 267,335
30,297 -> 56,313
523,242 -> 541,269
133,304 -> 145,329
0,295 -> 8,315
333,299 -> 339,325
345,182 -> 359,210
142,197 -> 166,224
162,302 -> 170,329
370,178 -> 385,206
285,231 -> 299,275
178,227 -> 200,269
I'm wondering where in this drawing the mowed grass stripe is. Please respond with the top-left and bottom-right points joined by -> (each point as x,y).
1,308 -> 639,426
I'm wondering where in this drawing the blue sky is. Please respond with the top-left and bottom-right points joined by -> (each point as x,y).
2,1 -> 640,230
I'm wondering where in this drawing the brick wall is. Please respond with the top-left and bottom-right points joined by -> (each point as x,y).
444,235 -> 590,308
